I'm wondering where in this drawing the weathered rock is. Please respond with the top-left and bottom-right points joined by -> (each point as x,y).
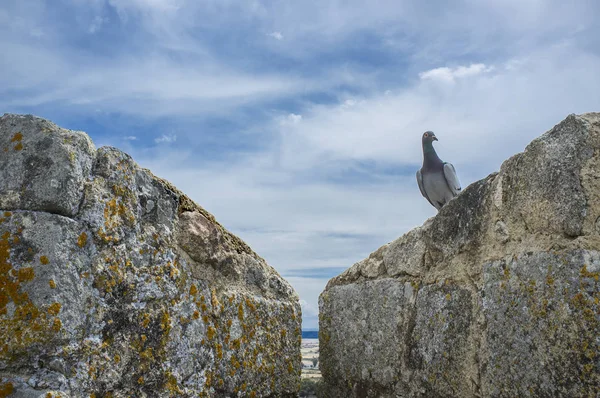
319,113 -> 600,397
0,114 -> 301,397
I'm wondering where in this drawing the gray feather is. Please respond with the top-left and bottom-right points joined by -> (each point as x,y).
443,163 -> 461,195
416,169 -> 436,208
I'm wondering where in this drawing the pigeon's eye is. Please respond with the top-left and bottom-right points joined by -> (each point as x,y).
424,133 -> 428,137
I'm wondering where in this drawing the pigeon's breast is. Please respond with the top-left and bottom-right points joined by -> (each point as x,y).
422,170 -> 452,206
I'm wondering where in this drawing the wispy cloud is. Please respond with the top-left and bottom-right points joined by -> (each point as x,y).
155,133 -> 177,143
419,63 -> 493,83
268,31 -> 284,40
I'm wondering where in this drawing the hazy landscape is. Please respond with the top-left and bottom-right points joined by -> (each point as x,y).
300,331 -> 322,397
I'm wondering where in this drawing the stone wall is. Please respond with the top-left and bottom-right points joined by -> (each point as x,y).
0,114 -> 301,397
319,113 -> 600,397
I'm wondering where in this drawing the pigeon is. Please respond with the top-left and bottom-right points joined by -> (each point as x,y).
416,131 -> 461,210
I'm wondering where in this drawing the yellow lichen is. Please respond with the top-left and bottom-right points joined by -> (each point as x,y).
581,264 -> 600,281
238,303 -> 244,321
0,382 -> 14,397
189,284 -> 198,296
49,279 -> 56,289
13,143 -> 23,151
40,256 -> 49,265
210,288 -> 220,311
207,326 -> 216,340
160,311 -> 171,333
77,232 -> 88,248
164,372 -> 183,395
10,132 -> 22,142
17,267 -> 35,282
47,302 -> 61,316
140,348 -> 154,360
114,354 -> 121,363
52,318 -> 62,332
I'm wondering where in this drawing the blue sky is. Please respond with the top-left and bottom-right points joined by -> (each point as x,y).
2,0 -> 600,329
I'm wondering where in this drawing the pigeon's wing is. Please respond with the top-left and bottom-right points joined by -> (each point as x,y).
416,169 -> 436,207
443,162 -> 462,196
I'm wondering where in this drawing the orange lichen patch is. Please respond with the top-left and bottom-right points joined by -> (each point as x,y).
1,228 -> 63,359
238,303 -> 244,321
47,302 -> 61,316
77,232 -> 88,248
17,267 -> 35,282
0,382 -> 14,397
164,372 -> 183,395
10,132 -> 22,142
40,256 -> 49,265
137,376 -> 144,385
207,326 -> 216,340
13,143 -> 23,151
193,311 -> 200,320
161,311 -> 171,334
189,284 -> 198,296
581,264 -> 600,281
210,288 -> 220,311
141,313 -> 151,328
140,347 -> 154,360
49,279 -> 56,289
245,298 -> 256,312
52,318 -> 62,332
3,212 -> 11,218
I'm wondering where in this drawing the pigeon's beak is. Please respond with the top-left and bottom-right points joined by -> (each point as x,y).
432,136 -> 438,141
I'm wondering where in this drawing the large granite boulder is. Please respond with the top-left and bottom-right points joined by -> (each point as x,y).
319,113 -> 600,397
0,114 -> 301,397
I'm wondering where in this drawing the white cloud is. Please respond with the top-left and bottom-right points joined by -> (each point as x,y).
88,15 -> 106,34
123,136 -> 138,141
280,113 -> 302,125
154,133 -> 177,143
268,31 -> 284,40
419,63 -> 493,83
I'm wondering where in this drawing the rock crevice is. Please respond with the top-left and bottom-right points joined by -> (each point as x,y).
319,113 -> 600,397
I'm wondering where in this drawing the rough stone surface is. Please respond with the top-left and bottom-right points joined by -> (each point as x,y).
319,113 -> 600,397
0,114 -> 301,397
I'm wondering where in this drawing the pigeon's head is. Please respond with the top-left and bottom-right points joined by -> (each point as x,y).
422,131 -> 438,144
